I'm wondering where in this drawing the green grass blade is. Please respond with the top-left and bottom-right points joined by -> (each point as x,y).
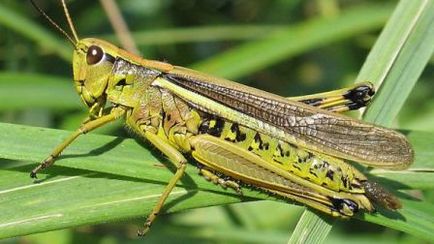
359,199 -> 434,240
0,123 -> 259,238
357,0 -> 434,126
290,0 -> 434,243
0,123 -> 432,239
0,3 -> 70,61
103,25 -> 289,45
287,211 -> 334,244
356,0 -> 434,240
0,72 -> 80,110
192,3 -> 393,79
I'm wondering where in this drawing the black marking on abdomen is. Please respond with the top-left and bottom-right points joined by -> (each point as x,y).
231,123 -> 247,142
276,143 -> 284,157
199,119 -> 210,134
309,169 -> 318,177
254,133 -> 266,150
199,117 -> 225,137
341,176 -> 348,188
326,170 -> 334,180
273,159 -> 284,165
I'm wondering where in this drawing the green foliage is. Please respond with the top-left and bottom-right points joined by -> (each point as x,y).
0,0 -> 433,243
0,124 -> 433,239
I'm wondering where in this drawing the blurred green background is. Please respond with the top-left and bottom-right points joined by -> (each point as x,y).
0,0 -> 432,243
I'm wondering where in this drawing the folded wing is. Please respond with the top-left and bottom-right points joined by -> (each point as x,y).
161,66 -> 413,169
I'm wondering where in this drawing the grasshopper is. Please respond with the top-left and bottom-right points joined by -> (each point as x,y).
30,0 -> 413,236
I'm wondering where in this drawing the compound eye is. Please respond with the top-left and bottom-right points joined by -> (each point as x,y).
86,45 -> 104,65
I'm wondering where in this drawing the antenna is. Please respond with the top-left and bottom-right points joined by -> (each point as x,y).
29,0 -> 77,46
61,0 -> 79,43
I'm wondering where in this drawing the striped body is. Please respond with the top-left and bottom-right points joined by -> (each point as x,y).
59,37 -> 408,220
198,117 -> 366,193
106,56 -> 371,215
30,1 -> 412,233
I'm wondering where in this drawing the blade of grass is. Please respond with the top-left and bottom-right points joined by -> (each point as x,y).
0,123 -> 432,239
358,0 -> 434,126
352,0 -> 434,239
163,226 -> 289,243
0,3 -> 70,61
290,0 -> 434,243
192,3 -> 393,79
0,72 -> 80,110
107,25 -> 288,45
359,199 -> 434,240
0,122 -> 261,238
287,211 -> 333,244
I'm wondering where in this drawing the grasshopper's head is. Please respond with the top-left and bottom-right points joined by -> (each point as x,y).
73,38 -> 119,112
31,0 -> 120,115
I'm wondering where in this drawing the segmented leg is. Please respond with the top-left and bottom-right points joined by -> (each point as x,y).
189,134 -> 373,217
30,107 -> 125,178
288,82 -> 375,113
138,131 -> 188,236
199,168 -> 242,195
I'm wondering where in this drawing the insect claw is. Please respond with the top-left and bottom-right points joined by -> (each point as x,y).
30,171 -> 38,179
30,163 -> 46,179
137,223 -> 151,236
